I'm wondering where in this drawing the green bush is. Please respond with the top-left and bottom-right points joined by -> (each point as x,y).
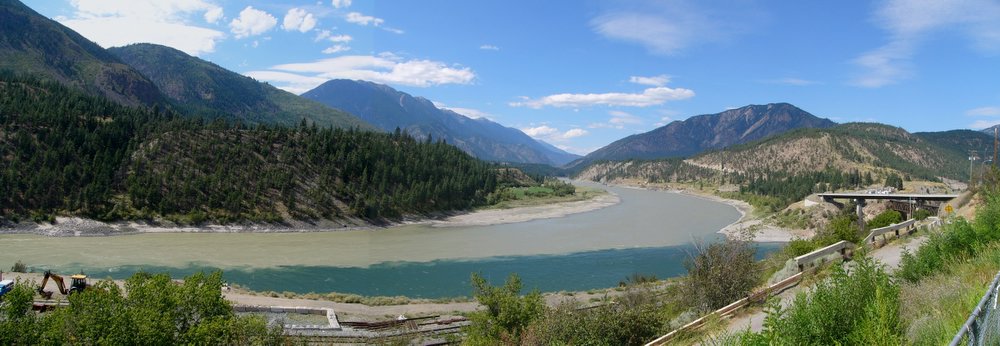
867,210 -> 902,230
913,209 -> 931,220
735,256 -> 901,344
530,287 -> 664,345
464,273 -> 544,345
684,238 -> 761,311
898,191 -> 1000,283
784,238 -> 818,257
9,260 -> 26,273
0,271 -> 285,344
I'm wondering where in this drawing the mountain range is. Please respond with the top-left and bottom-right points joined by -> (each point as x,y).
107,43 -> 370,129
302,79 -> 579,166
577,122 -> 987,186
569,103 -> 836,168
0,0 -> 162,107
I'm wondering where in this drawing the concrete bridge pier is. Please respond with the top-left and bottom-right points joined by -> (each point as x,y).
855,198 -> 866,234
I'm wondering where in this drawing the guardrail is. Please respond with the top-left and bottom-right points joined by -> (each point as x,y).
862,219 -> 916,247
644,271 -> 805,345
950,269 -> 1000,345
795,240 -> 855,272
646,217 -> 934,345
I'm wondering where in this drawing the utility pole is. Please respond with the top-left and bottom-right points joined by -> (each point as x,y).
970,150 -> 978,188
994,128 -> 998,168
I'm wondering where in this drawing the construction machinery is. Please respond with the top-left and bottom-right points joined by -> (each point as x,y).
37,270 -> 88,299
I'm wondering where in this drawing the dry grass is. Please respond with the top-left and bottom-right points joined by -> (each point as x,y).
900,244 -> 1000,345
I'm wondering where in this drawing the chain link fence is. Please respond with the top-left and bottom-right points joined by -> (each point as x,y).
951,270 -> 1000,346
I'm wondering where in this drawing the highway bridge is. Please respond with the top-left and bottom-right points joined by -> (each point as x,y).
817,193 -> 959,202
818,192 -> 959,233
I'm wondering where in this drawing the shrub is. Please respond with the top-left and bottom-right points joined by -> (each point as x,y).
867,210 -> 902,230
0,272 -> 285,344
684,237 -> 761,311
784,238 -> 817,257
913,209 -> 931,220
531,286 -> 664,345
464,273 -> 544,344
737,256 -> 901,344
10,260 -> 27,273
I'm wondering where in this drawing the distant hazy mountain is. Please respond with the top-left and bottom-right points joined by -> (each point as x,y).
0,0 -> 163,107
569,103 -> 836,168
301,79 -> 580,165
108,43 -> 370,129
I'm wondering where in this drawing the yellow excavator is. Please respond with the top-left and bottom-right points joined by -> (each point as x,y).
37,270 -> 89,299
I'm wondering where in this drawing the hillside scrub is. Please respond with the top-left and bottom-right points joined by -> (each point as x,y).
728,256 -> 901,345
684,237 -> 762,311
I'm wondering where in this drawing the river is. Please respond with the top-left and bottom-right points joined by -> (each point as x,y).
0,181 -> 781,298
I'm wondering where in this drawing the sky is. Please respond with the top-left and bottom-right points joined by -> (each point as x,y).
22,0 -> 1000,155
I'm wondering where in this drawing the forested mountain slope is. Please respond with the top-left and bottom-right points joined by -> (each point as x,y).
0,73 -> 497,224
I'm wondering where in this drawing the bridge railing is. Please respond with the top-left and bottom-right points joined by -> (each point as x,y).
862,219 -> 917,248
644,271 -> 806,345
950,269 -> 1000,346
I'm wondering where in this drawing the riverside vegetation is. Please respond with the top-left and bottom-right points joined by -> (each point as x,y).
0,272 -> 285,345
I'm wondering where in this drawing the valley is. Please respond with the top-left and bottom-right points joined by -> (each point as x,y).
2,0 -> 998,344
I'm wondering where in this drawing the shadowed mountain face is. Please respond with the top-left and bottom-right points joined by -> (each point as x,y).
569,103 -> 836,168
0,0 -> 163,107
108,43 -> 370,129
302,79 -> 580,165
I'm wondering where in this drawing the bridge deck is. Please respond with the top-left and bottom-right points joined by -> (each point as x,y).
818,193 -> 958,201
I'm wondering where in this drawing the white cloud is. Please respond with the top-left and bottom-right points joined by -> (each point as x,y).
243,70 -> 328,94
383,27 -> 405,34
283,8 -> 317,33
629,75 -> 670,87
230,6 -> 277,39
853,0 -> 1000,87
57,0 -> 225,56
591,110 -> 644,129
561,128 -> 589,139
522,125 -> 559,138
521,125 -> 589,142
967,106 -> 1000,117
345,12 -> 384,26
204,7 -> 223,24
590,1 -> 758,55
609,110 -> 643,125
328,34 -> 353,43
433,102 -> 492,119
511,86 -> 694,109
315,30 -> 331,41
654,116 -> 674,127
331,0 -> 352,8
970,120 -> 1000,129
246,54 -> 476,92
322,45 -> 350,54
480,44 -> 500,51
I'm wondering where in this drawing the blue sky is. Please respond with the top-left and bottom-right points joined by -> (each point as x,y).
22,0 -> 1000,155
